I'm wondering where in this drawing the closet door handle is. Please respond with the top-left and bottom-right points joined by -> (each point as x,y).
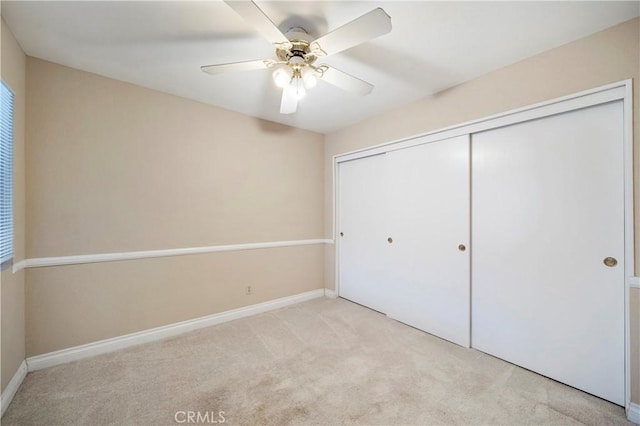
458,244 -> 466,252
387,237 -> 393,243
603,257 -> 617,267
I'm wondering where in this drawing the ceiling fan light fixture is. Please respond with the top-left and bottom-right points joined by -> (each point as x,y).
272,65 -> 292,89
206,2 -> 392,115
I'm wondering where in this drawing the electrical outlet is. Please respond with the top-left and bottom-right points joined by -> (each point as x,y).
246,286 -> 252,295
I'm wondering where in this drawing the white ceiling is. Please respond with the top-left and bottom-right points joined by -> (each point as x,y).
2,1 -> 638,134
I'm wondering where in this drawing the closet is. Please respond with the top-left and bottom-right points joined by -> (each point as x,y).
472,101 -> 624,405
336,85 -> 628,406
338,135 -> 470,347
338,153 -> 388,313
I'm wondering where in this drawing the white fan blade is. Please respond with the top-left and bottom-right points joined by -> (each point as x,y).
320,66 -> 374,96
225,0 -> 292,49
280,84 -> 298,114
201,59 -> 270,75
311,8 -> 391,56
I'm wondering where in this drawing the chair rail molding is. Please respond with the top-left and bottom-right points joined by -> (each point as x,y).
13,238 -> 335,273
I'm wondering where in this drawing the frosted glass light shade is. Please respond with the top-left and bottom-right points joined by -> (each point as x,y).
273,66 -> 292,88
301,67 -> 318,89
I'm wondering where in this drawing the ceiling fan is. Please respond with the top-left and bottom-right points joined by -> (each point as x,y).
201,1 -> 392,114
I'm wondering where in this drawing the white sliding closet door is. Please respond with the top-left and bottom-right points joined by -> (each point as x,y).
386,135 -> 470,347
472,101 -> 624,405
338,154 -> 389,313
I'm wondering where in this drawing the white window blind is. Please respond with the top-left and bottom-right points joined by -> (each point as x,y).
1,81 -> 14,265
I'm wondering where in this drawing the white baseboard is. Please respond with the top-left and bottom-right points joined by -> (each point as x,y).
324,288 -> 337,298
26,289 -> 325,372
628,402 -> 640,424
1,360 -> 27,417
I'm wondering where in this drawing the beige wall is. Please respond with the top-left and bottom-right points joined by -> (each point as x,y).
25,58 -> 324,355
0,18 -> 26,393
324,18 -> 640,403
26,246 -> 323,355
27,59 -> 324,257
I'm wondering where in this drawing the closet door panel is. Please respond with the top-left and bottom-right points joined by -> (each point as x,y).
338,154 -> 389,313
472,101 -> 624,405
386,135 -> 470,347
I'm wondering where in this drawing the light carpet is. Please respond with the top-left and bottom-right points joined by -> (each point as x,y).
2,297 -> 631,425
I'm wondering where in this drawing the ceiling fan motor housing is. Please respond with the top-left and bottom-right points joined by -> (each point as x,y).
276,27 -> 318,66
